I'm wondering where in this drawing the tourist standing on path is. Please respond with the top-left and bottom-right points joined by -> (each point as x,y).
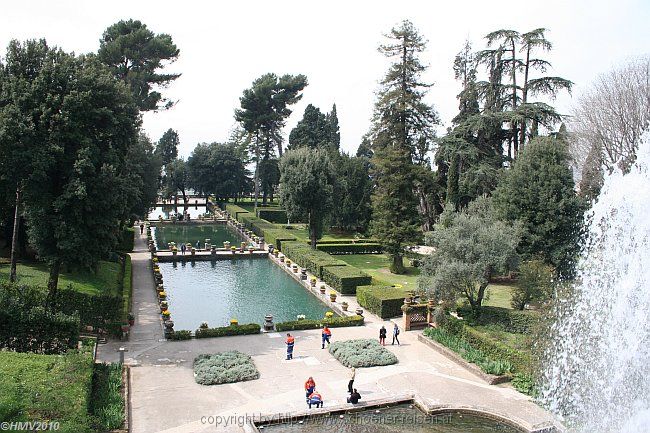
321,325 -> 331,349
348,367 -> 356,394
140,223 -> 144,234
379,325 -> 387,346
180,243 -> 186,255
392,323 -> 400,345
304,377 -> 316,401
286,333 -> 295,360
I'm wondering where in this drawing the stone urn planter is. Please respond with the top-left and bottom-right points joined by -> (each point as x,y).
224,241 -> 230,249
292,264 -> 299,273
172,248 -> 177,256
248,247 -> 255,254
279,255 -> 285,262
240,242 -> 246,253
285,259 -> 292,267
263,314 -> 274,331
319,284 -> 326,295
329,292 -> 337,302
355,308 -> 364,316
191,247 -> 196,256
310,277 -> 317,287
231,246 -> 237,254
341,302 -> 349,311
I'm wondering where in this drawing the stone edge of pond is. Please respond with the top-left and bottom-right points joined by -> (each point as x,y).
246,393 -> 564,433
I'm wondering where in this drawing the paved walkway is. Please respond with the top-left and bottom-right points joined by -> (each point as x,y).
97,227 -> 561,433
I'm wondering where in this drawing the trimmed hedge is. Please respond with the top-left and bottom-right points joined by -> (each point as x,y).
329,339 -> 398,368
281,241 -> 348,278
263,229 -> 297,251
239,214 -> 275,236
256,208 -> 288,223
168,330 -> 193,340
308,239 -> 377,245
0,283 -> 80,354
275,314 -> 364,332
442,316 -> 532,376
316,243 -> 383,254
120,254 -> 132,325
225,203 -> 250,220
118,227 -> 135,253
457,305 -> 540,334
194,323 -> 261,338
356,285 -> 407,318
321,265 -> 372,295
194,351 -> 259,385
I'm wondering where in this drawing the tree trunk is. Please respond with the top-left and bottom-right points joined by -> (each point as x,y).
9,187 -> 21,282
47,259 -> 61,308
510,40 -> 519,158
390,254 -> 405,274
519,46 -> 531,148
253,132 -> 261,212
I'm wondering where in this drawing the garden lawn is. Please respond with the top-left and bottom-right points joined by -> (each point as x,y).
0,349 -> 95,433
272,223 -> 363,243
470,325 -> 532,353
482,284 -> 515,309
0,261 -> 121,296
337,254 -> 420,288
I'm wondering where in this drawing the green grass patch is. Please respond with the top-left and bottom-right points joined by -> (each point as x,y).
470,325 -> 532,352
337,254 -> 420,288
193,351 -> 259,385
0,261 -> 121,296
0,347 -> 95,432
328,339 -> 398,368
482,284 -> 515,309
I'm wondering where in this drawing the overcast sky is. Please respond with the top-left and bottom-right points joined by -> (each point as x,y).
1,0 -> 648,157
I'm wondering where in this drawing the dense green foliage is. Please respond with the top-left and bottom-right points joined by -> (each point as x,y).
187,142 -> 250,200
121,255 -> 132,325
194,323 -> 261,338
256,208 -> 287,223
419,199 -> 521,309
288,103 -> 339,153
89,363 -> 124,430
123,133 -> 162,220
98,19 -> 180,111
279,148 -> 336,248
329,339 -> 398,368
321,265 -> 372,295
118,227 -> 135,253
456,305 -> 540,334
510,260 -> 554,310
0,346 -> 95,431
492,137 -> 585,277
330,153 -> 373,233
275,314 -> 364,332
356,285 -> 408,318
193,351 -> 259,385
156,128 -> 180,167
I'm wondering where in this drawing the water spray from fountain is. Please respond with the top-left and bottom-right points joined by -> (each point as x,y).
541,133 -> 650,432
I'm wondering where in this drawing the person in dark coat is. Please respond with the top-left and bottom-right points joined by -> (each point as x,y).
379,325 -> 387,346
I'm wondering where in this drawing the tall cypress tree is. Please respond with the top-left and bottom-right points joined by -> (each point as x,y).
369,20 -> 435,274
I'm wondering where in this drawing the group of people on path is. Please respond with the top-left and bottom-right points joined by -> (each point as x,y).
303,370 -> 362,409
288,322 -> 402,409
286,323 -> 400,360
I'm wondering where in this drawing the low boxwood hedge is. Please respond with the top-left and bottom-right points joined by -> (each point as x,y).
256,208 -> 288,223
194,351 -> 259,385
321,265 -> 372,295
194,323 -> 261,338
168,330 -> 193,340
224,204 -> 250,220
263,229 -> 297,250
120,254 -> 132,325
275,314 -> 364,332
281,241 -> 348,278
356,285 -> 407,318
316,243 -> 383,254
305,239 -> 377,245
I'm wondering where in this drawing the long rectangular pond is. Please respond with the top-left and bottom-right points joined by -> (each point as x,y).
158,259 -> 330,331
153,224 -> 244,250
148,205 -> 209,220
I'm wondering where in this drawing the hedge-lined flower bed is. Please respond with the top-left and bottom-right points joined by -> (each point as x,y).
329,339 -> 398,368
275,315 -> 364,332
194,323 -> 261,338
356,285 -> 408,318
193,351 -> 259,385
423,327 -> 513,376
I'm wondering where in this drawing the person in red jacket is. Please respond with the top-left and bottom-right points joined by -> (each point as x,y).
286,333 -> 295,360
321,325 -> 332,349
304,377 -> 316,401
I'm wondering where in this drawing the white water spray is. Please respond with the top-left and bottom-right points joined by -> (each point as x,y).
541,133 -> 650,432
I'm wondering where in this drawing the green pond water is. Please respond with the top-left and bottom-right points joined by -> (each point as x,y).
260,405 -> 523,432
158,260 -> 330,330
148,205 -> 209,220
153,224 -> 244,250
